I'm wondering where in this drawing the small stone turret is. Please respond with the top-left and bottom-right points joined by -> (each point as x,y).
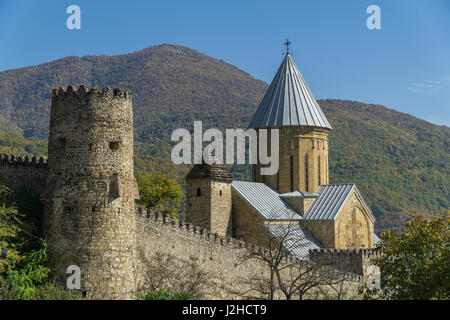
42,85 -> 139,299
186,161 -> 233,237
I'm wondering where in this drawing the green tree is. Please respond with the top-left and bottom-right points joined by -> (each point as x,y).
7,243 -> 50,300
136,288 -> 190,300
32,281 -> 82,300
0,184 -> 60,300
0,185 -> 24,273
367,211 -> 449,300
135,171 -> 182,217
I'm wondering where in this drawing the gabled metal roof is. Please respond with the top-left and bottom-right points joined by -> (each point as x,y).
303,184 -> 374,221
279,190 -> 318,198
231,181 -> 301,220
303,184 -> 354,220
374,233 -> 381,246
266,224 -> 323,260
248,53 -> 332,130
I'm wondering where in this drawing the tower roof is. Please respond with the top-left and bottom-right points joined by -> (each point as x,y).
248,53 -> 332,130
303,184 -> 375,221
186,162 -> 233,183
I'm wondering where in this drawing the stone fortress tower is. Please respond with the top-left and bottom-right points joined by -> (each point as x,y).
249,52 -> 331,194
185,162 -> 233,237
41,85 -> 139,299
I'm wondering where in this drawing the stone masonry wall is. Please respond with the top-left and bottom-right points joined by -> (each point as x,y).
231,188 -> 273,246
42,86 -> 138,299
186,178 -> 233,237
334,190 -> 374,249
0,154 -> 48,194
136,208 -> 363,299
252,126 -> 329,193
309,248 -> 381,281
210,181 -> 233,237
186,178 -> 212,231
301,220 -> 336,248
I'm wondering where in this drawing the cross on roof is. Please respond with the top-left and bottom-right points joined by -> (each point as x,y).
284,39 -> 291,54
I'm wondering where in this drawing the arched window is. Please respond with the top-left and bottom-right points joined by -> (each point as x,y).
290,155 -> 294,192
277,171 -> 280,190
318,155 -> 321,186
305,154 -> 309,192
196,188 -> 201,196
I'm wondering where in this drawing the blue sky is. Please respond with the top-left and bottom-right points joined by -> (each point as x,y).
0,0 -> 449,126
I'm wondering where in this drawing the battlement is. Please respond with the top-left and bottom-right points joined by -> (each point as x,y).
0,154 -> 48,195
309,248 -> 382,260
49,86 -> 133,124
52,85 -> 131,100
137,207 -> 299,261
0,154 -> 48,167
137,207 -> 372,270
309,248 -> 382,278
136,206 -> 363,292
137,206 -> 270,254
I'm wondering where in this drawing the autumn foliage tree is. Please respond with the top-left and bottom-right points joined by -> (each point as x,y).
367,211 -> 449,300
135,171 -> 183,217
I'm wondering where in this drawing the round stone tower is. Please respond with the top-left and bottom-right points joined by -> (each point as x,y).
41,85 -> 139,299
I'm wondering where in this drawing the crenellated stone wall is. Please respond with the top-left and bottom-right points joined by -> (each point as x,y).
0,154 -> 48,194
136,208 -> 364,299
0,151 -> 368,299
309,248 -> 381,284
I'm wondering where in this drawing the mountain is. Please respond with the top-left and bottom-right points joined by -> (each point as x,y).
321,99 -> 449,231
0,128 -> 46,156
0,44 -> 448,232
0,44 -> 266,140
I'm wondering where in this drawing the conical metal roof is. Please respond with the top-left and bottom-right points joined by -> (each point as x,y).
248,54 -> 332,130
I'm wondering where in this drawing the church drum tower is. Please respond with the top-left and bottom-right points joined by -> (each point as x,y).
249,45 -> 332,194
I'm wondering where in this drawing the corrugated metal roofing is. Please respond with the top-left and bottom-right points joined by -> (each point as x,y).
303,184 -> 375,221
279,190 -> 318,198
303,184 -> 355,220
248,53 -> 332,130
374,233 -> 381,246
266,224 -> 323,260
231,181 -> 301,220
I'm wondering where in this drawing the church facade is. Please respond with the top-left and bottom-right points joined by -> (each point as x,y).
186,52 -> 379,260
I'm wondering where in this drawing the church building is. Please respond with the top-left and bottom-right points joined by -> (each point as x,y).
186,46 -> 379,260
